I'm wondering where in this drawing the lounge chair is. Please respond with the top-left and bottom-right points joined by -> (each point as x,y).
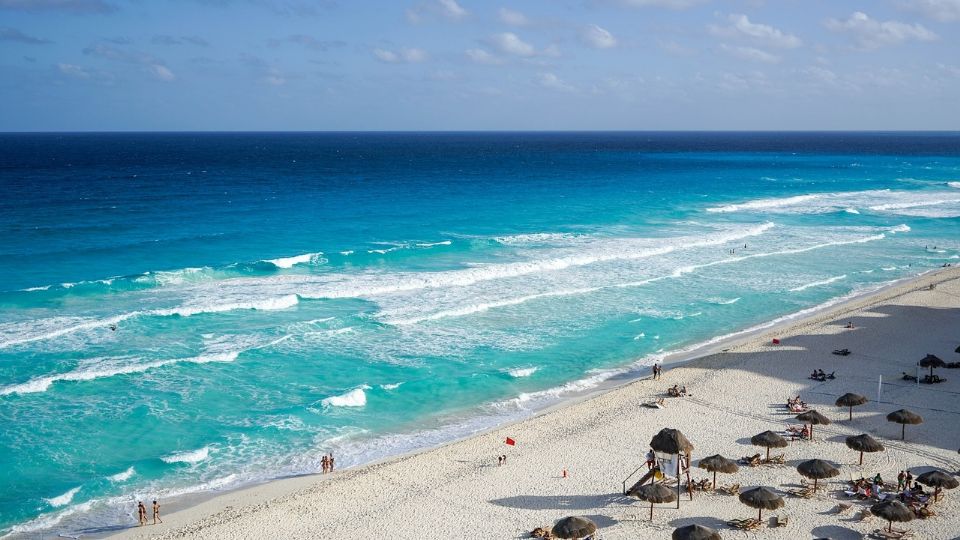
832,349 -> 851,356
764,453 -> 786,465
739,454 -> 762,467
786,487 -> 814,498
727,518 -> 762,530
717,483 -> 741,495
869,528 -> 914,539
642,398 -> 666,409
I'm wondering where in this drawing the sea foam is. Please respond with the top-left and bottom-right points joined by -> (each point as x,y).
107,467 -> 135,482
161,446 -> 210,464
44,487 -> 81,508
321,385 -> 371,407
264,252 -> 322,268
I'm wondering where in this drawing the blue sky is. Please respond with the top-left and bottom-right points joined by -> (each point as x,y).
1,0 -> 958,130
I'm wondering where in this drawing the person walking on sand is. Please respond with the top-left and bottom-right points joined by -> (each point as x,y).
137,501 -> 147,526
329,453 -> 335,472
321,454 -> 329,473
152,500 -> 162,524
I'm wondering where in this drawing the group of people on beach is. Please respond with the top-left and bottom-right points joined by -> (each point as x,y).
497,454 -> 508,466
808,369 -> 835,381
651,363 -> 662,379
136,500 -> 161,526
321,453 -> 336,473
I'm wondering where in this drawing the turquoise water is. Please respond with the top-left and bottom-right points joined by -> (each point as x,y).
1,132 -> 959,536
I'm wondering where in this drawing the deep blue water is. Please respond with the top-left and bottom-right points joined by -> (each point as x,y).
1,132 -> 958,536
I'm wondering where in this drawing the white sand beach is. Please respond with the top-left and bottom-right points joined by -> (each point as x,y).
111,267 -> 960,540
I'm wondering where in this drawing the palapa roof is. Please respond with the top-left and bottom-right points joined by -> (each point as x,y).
887,409 -> 924,425
919,354 -> 946,368
552,516 -> 597,539
845,434 -> 884,453
835,393 -> 868,407
797,459 -> 840,480
796,409 -> 831,425
751,430 -> 788,448
650,428 -> 694,455
632,483 -> 678,504
870,500 -> 914,524
916,470 -> 960,489
697,454 -> 738,474
672,524 -> 722,540
738,487 -> 784,510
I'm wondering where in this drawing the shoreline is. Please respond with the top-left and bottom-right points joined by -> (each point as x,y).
94,265 -> 960,540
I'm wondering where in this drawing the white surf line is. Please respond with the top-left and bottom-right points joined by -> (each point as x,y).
386,233 -> 888,326
789,274 -> 847,292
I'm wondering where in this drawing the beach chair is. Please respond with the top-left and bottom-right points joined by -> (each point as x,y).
764,453 -> 786,465
717,483 -> 740,495
726,518 -> 761,530
786,487 -> 814,499
835,502 -> 852,514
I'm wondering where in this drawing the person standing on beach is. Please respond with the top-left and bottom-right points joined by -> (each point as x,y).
152,500 -> 162,524
651,364 -> 657,380
321,454 -> 329,473
137,501 -> 147,526
329,453 -> 335,472
897,471 -> 906,492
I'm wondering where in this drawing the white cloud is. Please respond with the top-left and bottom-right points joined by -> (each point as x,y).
617,0 -> 705,8
720,44 -> 780,63
490,32 -> 536,56
465,48 -> 502,64
499,7 -> 528,26
406,0 -> 467,23
580,24 -> 617,49
373,47 -> 427,63
151,64 -> 175,81
709,14 -> 801,48
825,11 -> 938,50
438,0 -> 467,19
58,63 -> 90,79
536,72 -> 574,92
900,0 -> 960,22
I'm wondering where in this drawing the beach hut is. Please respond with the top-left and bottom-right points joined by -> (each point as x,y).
916,470 -> 959,502
870,500 -> 914,533
795,410 -> 830,439
650,428 -> 694,507
551,516 -> 597,539
738,487 -> 784,522
886,409 -> 923,440
835,393 -> 868,421
919,354 -> 946,377
672,524 -> 722,540
796,459 -> 839,492
632,483 -> 678,521
751,431 -> 787,461
697,454 -> 738,490
845,434 -> 884,466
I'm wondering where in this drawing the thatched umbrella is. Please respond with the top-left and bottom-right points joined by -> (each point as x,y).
751,431 -> 787,461
650,428 -> 694,507
845,434 -> 884,466
886,409 -> 923,440
916,470 -> 960,502
870,500 -> 913,533
698,454 -> 738,489
796,459 -> 840,492
919,354 -> 946,377
835,393 -> 868,421
672,524 -> 721,540
796,410 -> 831,440
552,516 -> 597,539
632,483 -> 677,521
738,486 -> 784,522
955,344 -> 960,353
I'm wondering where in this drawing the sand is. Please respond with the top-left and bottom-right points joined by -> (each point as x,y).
110,267 -> 960,540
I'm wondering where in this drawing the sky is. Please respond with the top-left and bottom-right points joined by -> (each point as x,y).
1,0 -> 959,131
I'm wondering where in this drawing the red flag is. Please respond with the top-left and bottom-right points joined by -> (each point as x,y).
505,437 -> 516,446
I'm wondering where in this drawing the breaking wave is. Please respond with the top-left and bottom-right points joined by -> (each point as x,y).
321,386 -> 370,408
161,447 -> 210,464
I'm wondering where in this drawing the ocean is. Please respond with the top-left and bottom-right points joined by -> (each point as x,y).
1,132 -> 958,536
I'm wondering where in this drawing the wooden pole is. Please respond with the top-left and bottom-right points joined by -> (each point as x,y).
849,406 -> 853,421
859,450 -> 864,466
676,457 -> 681,509
649,501 -> 654,521
901,423 -> 906,440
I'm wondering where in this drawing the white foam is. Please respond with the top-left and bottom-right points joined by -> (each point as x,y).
264,252 -> 322,268
493,232 -> 584,245
380,383 -> 403,390
888,224 -> 911,233
20,285 -> 52,292
707,194 -> 822,213
321,385 -> 370,407
0,351 -> 240,396
107,467 -> 135,482
161,446 -> 210,464
633,333 -> 645,340
506,367 -> 538,378
844,207 -> 860,214
949,182 -> 960,189
706,297 -> 740,305
415,240 -> 452,247
789,274 -> 847,292
44,487 -> 81,508
706,189 -> 960,218
340,250 -> 354,255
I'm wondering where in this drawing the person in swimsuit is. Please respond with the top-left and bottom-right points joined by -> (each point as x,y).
152,500 -> 162,524
137,501 -> 147,526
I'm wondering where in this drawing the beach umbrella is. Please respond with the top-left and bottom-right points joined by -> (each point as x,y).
835,393 -> 868,421
650,428 -> 694,507
870,500 -> 914,533
845,434 -> 884,466
916,470 -> 959,502
795,410 -> 830,439
650,428 -> 694,455
886,409 -> 923,440
698,454 -> 738,489
738,486 -> 784,522
796,459 -> 840,492
632,483 -> 678,521
751,431 -> 788,461
919,354 -> 946,377
672,524 -> 722,540
955,345 -> 960,353
552,516 -> 597,539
